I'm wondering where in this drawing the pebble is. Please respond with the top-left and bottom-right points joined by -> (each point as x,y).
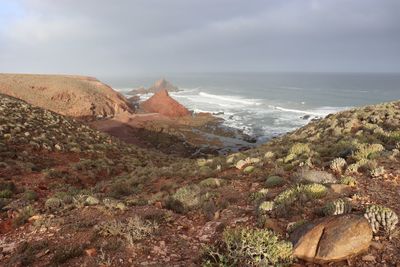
362,255 -> 376,262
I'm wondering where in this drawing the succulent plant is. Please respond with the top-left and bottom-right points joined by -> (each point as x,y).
302,184 -> 327,199
249,188 -> 269,202
370,166 -> 385,178
258,201 -> 275,214
45,197 -> 63,211
265,176 -> 285,188
340,176 -> 357,186
243,165 -> 255,174
323,198 -> 352,216
330,157 -> 347,174
364,205 -> 398,234
203,227 -> 293,266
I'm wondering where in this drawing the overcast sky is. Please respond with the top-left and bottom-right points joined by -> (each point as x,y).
0,0 -> 399,77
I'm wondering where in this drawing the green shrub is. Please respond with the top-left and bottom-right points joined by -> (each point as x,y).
265,176 -> 285,188
0,181 -> 16,192
13,206 -> 35,227
289,143 -> 311,156
203,227 -> 293,266
243,165 -> 255,174
23,190 -> 38,201
51,245 -> 83,265
166,185 -> 201,213
249,188 -> 269,203
0,189 -> 13,198
340,176 -> 357,186
45,197 -> 63,211
353,143 -> 384,161
97,216 -> 158,246
199,178 -> 226,188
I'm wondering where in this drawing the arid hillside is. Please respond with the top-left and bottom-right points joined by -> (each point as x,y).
0,74 -> 133,118
1,92 -> 400,266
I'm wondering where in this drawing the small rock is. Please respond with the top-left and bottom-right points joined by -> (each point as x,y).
328,184 -> 353,196
370,241 -> 383,250
362,255 -> 376,262
297,169 -> 337,184
85,248 -> 97,257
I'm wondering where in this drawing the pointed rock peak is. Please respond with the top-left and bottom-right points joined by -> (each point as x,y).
141,88 -> 190,117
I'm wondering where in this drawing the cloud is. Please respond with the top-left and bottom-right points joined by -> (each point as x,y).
0,0 -> 399,76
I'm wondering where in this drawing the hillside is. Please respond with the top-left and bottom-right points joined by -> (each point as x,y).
0,93 -> 399,266
0,74 -> 133,118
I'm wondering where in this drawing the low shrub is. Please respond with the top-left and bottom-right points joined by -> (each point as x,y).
203,227 -> 293,266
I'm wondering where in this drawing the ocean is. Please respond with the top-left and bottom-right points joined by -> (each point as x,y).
107,72 -> 400,142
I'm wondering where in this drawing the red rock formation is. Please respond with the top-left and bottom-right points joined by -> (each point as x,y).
141,89 -> 190,117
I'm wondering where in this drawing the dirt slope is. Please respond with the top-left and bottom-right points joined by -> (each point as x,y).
0,74 -> 133,118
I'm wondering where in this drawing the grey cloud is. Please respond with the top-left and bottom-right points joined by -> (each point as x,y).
0,0 -> 399,77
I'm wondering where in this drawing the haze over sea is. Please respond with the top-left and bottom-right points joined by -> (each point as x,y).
109,72 -> 400,142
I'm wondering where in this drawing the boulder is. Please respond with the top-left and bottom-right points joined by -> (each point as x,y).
296,169 -> 337,184
290,214 -> 372,263
141,89 -> 190,117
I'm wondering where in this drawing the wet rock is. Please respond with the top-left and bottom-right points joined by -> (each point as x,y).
291,214 -> 372,263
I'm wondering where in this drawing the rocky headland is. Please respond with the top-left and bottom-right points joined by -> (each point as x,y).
0,75 -> 399,266
127,78 -> 180,95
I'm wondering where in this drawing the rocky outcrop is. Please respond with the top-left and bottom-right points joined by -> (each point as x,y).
0,74 -> 133,118
141,89 -> 190,117
128,78 -> 179,95
290,214 -> 372,263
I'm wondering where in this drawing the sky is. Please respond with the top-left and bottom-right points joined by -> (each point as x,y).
0,0 -> 399,78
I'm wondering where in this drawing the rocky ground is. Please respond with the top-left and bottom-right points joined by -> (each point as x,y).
92,89 -> 256,157
1,93 -> 400,266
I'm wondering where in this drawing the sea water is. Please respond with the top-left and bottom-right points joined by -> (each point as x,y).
108,72 -> 400,142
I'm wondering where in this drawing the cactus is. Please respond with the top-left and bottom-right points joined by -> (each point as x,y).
330,157 -> 347,174
249,188 -> 269,202
323,198 -> 352,216
340,176 -> 357,186
302,184 -> 327,199
370,166 -> 385,178
345,163 -> 359,174
364,205 -> 398,234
